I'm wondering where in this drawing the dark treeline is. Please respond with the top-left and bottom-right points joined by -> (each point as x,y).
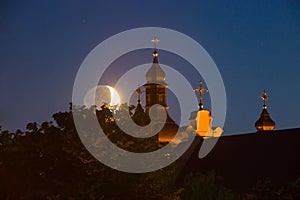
0,104 -> 299,199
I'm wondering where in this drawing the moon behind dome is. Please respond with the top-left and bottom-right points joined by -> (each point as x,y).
107,85 -> 121,106
83,85 -> 121,108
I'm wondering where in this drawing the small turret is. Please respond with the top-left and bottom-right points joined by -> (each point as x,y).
255,90 -> 275,131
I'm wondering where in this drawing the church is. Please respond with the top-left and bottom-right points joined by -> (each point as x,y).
131,37 -> 179,146
130,37 -> 275,147
130,37 -> 226,147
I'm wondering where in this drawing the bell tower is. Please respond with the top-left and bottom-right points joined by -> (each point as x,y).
143,36 -> 179,145
144,36 -> 168,112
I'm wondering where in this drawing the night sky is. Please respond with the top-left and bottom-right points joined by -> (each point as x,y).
1,0 -> 300,135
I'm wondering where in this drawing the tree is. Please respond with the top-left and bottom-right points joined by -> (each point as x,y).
181,171 -> 239,200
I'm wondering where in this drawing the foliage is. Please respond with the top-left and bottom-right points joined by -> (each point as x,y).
244,177 -> 300,200
1,103 -> 300,199
0,103 -> 177,199
181,171 -> 240,200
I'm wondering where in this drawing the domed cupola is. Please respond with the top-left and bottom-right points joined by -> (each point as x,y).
146,62 -> 166,85
143,36 -> 179,146
145,37 -> 167,85
255,90 -> 275,131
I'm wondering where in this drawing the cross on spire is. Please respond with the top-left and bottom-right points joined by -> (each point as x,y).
193,81 -> 209,110
259,89 -> 270,109
151,36 -> 159,62
135,86 -> 143,104
151,36 -> 159,50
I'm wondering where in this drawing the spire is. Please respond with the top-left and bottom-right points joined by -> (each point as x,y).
136,86 -> 142,104
145,36 -> 166,85
152,36 -> 159,63
255,90 -> 275,131
143,37 -> 178,145
260,89 -> 269,109
132,86 -> 150,126
133,86 -> 144,115
193,81 -> 209,110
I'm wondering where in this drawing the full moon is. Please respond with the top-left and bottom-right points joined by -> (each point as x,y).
84,85 -> 121,108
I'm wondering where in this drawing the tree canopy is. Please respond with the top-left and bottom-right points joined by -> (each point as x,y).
0,103 -> 299,199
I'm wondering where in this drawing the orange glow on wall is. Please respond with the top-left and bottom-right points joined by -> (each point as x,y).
196,110 -> 212,137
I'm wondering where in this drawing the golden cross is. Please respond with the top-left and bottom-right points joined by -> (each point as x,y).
193,81 -> 209,110
259,89 -> 270,109
151,36 -> 159,49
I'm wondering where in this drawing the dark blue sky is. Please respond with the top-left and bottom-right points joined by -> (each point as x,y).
1,0 -> 300,135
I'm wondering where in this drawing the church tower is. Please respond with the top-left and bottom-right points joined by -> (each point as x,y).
255,90 -> 275,131
132,87 -> 150,126
143,36 -> 179,145
144,36 -> 168,111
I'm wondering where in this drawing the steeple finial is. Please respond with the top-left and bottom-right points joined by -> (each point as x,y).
151,36 -> 159,63
255,89 -> 275,131
259,90 -> 270,109
193,81 -> 209,110
135,86 -> 143,104
132,86 -> 145,117
152,36 -> 159,50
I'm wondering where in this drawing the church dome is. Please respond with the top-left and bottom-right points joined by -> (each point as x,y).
146,61 -> 167,85
255,108 -> 275,131
255,90 -> 275,131
145,44 -> 167,85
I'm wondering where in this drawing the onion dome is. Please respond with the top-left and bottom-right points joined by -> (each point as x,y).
145,53 -> 167,85
255,90 -> 275,131
255,108 -> 275,131
145,36 -> 167,85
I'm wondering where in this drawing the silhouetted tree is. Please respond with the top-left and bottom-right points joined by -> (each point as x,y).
181,171 -> 239,200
